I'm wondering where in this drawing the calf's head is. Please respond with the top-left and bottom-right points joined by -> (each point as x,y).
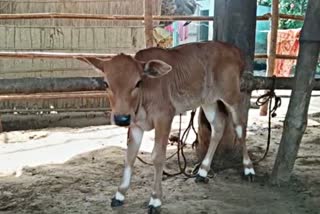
83,54 -> 172,127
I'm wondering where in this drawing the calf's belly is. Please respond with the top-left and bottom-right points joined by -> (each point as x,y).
172,94 -> 203,114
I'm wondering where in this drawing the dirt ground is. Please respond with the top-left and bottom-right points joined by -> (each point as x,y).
0,94 -> 320,214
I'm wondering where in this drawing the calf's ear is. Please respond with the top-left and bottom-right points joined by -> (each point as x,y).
78,57 -> 109,73
143,59 -> 172,78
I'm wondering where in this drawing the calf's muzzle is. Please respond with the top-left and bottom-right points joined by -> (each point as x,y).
113,114 -> 131,127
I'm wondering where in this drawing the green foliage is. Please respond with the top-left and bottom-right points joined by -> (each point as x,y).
257,0 -> 308,29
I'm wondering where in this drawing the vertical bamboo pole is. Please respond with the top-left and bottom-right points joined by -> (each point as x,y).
260,0 -> 279,116
0,118 -> 2,133
144,0 -> 153,48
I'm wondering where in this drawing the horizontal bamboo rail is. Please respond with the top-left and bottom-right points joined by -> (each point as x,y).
0,51 -> 304,60
0,13 -> 304,22
0,51 -> 121,59
279,13 -> 305,21
1,76 -> 319,96
255,54 -> 298,60
0,13 -> 214,21
260,13 -> 305,21
0,12 -> 305,62
1,112 -> 111,132
0,107 -> 110,113
0,91 -> 108,101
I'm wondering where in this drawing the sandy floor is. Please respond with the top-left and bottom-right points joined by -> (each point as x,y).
0,92 -> 320,214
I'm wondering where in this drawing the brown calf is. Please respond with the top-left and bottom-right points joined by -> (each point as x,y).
82,41 -> 255,213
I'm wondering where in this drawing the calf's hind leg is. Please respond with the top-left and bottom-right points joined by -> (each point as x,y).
196,103 -> 226,183
222,99 -> 255,180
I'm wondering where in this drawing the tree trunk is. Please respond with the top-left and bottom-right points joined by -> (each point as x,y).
195,0 -> 257,168
271,0 -> 320,184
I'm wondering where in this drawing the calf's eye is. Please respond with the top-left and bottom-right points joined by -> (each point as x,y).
135,80 -> 142,88
103,81 -> 109,89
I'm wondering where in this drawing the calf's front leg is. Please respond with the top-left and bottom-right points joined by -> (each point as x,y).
111,125 -> 144,207
148,117 -> 173,213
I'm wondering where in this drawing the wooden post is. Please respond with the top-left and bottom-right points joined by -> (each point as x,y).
195,0 -> 257,167
271,0 -> 320,184
144,0 -> 153,48
260,0 -> 279,116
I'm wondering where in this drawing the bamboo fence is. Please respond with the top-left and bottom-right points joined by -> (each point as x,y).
0,0 -> 307,116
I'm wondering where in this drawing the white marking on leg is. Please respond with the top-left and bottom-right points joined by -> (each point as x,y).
205,111 -> 216,123
243,159 -> 251,166
131,126 -> 143,144
198,168 -> 208,177
202,158 -> 210,167
110,113 -> 115,125
119,167 -> 131,189
115,191 -> 125,201
202,105 -> 216,123
149,197 -> 162,207
244,167 -> 256,175
236,125 -> 243,138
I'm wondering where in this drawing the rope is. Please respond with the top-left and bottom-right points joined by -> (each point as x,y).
254,75 -> 281,163
175,110 -> 198,178
136,110 -> 198,178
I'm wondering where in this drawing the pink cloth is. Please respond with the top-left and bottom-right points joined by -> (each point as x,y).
178,21 -> 189,41
164,21 -> 189,41
274,29 -> 300,77
164,25 -> 174,33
